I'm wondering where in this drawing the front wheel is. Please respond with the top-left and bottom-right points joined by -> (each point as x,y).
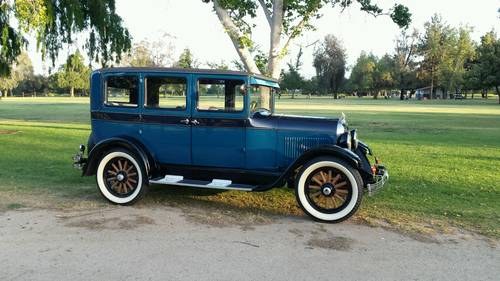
96,149 -> 148,205
295,157 -> 363,223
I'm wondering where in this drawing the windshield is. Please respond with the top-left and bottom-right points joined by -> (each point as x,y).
250,85 -> 277,114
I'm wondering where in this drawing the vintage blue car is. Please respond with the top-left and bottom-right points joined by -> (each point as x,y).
73,67 -> 388,222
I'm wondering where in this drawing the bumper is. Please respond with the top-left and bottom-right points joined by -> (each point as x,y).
72,145 -> 87,170
366,165 -> 389,196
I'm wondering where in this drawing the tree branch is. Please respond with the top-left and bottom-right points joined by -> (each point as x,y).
213,0 -> 261,74
258,0 -> 272,26
280,17 -> 308,58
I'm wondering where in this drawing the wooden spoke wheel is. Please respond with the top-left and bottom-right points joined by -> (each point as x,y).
305,167 -> 352,213
96,149 -> 147,205
103,156 -> 139,197
295,157 -> 363,223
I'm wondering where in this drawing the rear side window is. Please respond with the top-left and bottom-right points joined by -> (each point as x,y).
197,78 -> 245,112
145,76 -> 187,110
105,76 -> 139,107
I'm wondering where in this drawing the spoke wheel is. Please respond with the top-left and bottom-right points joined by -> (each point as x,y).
305,167 -> 352,214
103,157 -> 139,198
295,157 -> 363,223
96,149 -> 147,205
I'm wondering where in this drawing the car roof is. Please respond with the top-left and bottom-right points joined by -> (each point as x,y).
95,67 -> 278,83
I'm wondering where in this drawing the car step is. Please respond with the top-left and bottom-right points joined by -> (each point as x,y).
149,175 -> 255,191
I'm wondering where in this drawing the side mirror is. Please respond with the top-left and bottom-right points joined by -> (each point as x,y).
239,84 -> 247,95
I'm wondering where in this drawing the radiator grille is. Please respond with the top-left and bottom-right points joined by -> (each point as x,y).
284,137 -> 331,159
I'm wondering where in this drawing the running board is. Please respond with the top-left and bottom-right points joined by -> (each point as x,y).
149,175 -> 255,191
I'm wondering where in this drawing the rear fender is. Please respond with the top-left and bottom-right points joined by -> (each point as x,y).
83,137 -> 155,177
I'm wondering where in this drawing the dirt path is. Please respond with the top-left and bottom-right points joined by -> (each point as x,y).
0,206 -> 498,281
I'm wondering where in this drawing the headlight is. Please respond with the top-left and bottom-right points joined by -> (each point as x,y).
337,131 -> 352,149
350,129 -> 358,150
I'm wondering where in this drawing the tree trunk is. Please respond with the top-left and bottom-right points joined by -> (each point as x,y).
267,0 -> 284,79
496,86 -> 500,104
333,92 -> 338,99
213,0 -> 261,74
400,89 -> 405,100
70,87 -> 75,98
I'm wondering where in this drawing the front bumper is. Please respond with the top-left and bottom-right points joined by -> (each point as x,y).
366,164 -> 389,196
72,145 -> 87,170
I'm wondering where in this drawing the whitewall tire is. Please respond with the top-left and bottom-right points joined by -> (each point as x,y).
96,149 -> 148,205
295,157 -> 363,222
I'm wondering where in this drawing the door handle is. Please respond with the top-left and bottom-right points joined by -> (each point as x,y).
191,119 -> 200,126
180,118 -> 190,125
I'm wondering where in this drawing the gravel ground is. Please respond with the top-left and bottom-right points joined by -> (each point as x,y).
0,206 -> 498,281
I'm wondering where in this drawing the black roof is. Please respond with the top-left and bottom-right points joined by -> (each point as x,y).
96,67 -> 278,82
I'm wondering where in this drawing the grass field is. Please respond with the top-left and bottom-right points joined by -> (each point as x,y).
0,96 -> 499,238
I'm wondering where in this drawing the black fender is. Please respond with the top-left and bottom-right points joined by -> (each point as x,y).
83,137 -> 156,177
254,145 -> 363,191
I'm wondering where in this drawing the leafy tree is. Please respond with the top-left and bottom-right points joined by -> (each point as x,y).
417,14 -> 454,99
175,48 -> 199,69
373,54 -> 395,98
207,60 -> 230,70
0,52 -> 33,96
55,51 -> 91,97
439,26 -> 475,97
0,0 -> 131,76
348,52 -> 377,96
122,34 -> 175,67
202,0 -> 411,79
313,34 -> 346,98
15,74 -> 49,97
393,29 -> 419,99
473,31 -> 500,103
280,46 -> 304,98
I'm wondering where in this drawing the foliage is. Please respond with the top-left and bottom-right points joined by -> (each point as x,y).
280,46 -> 305,95
348,51 -> 377,93
54,51 -> 91,97
175,48 -> 199,69
203,0 -> 410,78
0,52 -> 33,95
393,29 -> 419,93
121,34 -> 175,67
313,34 -> 346,98
0,0 -> 131,76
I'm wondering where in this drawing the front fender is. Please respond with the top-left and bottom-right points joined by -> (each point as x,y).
254,145 -> 362,191
83,137 -> 155,177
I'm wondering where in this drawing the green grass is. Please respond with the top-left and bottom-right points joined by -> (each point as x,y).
1,96 -> 499,238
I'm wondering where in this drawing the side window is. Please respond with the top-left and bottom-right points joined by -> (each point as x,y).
197,78 -> 245,112
105,76 -> 139,107
145,76 -> 187,110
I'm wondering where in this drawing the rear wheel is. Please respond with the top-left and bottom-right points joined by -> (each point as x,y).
295,157 -> 363,222
96,149 -> 148,205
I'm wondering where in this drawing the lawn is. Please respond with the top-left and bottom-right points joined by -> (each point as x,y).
0,96 -> 499,238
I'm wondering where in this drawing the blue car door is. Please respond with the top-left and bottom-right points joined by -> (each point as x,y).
140,72 -> 192,165
191,74 -> 247,168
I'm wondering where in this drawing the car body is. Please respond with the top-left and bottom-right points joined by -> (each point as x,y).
73,67 -> 388,222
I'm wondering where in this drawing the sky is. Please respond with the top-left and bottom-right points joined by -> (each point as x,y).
28,0 -> 500,78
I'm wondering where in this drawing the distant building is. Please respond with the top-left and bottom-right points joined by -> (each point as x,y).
415,86 -> 444,100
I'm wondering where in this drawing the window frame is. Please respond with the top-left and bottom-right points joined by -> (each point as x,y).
195,77 -> 246,114
103,74 -> 140,109
143,74 -> 189,111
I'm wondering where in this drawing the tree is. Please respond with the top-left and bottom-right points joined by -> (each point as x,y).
348,52 -> 377,96
0,0 -> 131,76
417,14 -> 454,99
373,54 -> 395,98
439,26 -> 475,97
280,46 -> 305,98
393,29 -> 418,100
202,0 -> 411,80
473,31 -> 500,103
121,34 -> 176,67
0,52 -> 33,96
55,51 -> 91,97
313,34 -> 346,98
175,48 -> 199,69
207,60 -> 230,70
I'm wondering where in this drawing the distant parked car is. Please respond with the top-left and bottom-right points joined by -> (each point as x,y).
73,67 -> 388,222
454,93 -> 465,100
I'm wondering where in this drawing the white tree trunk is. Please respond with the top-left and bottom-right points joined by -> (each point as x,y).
213,0 -> 261,74
268,0 -> 284,79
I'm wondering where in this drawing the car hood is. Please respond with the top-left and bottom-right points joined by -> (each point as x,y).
249,112 -> 345,135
